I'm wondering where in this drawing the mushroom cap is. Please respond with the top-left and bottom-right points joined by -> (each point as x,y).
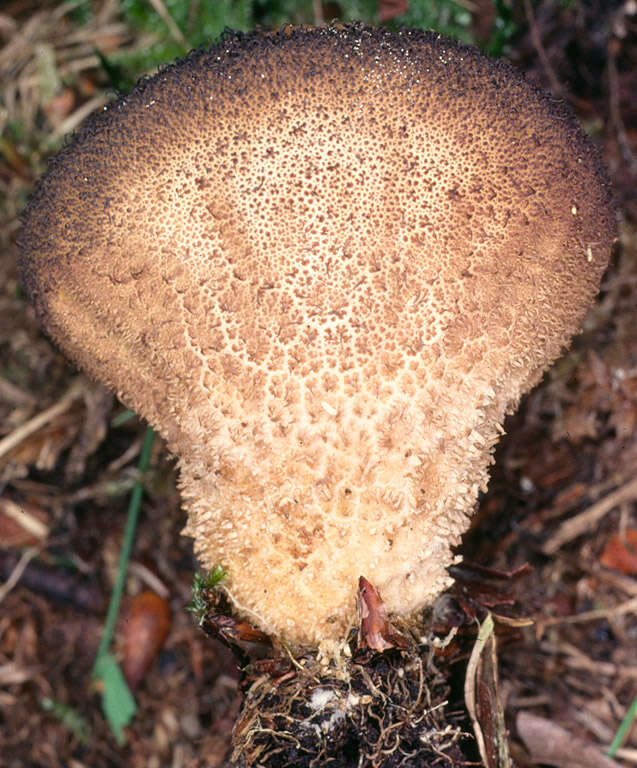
20,25 -> 615,647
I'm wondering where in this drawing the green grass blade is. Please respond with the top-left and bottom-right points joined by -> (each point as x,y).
92,425 -> 155,742
608,694 -> 637,757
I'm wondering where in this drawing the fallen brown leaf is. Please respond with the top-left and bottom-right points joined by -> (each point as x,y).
516,711 -> 622,768
600,529 -> 637,575
378,0 -> 409,23
121,591 -> 171,689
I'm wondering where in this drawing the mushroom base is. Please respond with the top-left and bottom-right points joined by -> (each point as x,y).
179,385 -> 494,648
230,631 -> 472,767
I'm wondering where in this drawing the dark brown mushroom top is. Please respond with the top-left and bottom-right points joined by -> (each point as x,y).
20,25 -> 616,648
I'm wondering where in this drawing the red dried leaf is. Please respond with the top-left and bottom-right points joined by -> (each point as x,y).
600,530 -> 637,575
378,0 -> 408,22
121,591 -> 171,689
43,88 -> 76,128
357,576 -> 409,652
202,613 -> 272,657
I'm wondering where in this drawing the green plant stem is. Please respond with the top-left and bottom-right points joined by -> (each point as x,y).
608,694 -> 637,757
93,426 -> 155,672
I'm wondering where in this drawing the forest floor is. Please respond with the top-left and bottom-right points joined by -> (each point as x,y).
1,1 -> 636,766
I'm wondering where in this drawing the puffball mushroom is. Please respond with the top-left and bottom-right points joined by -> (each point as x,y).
20,24 -> 615,649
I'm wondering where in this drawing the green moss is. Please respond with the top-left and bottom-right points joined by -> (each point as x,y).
187,566 -> 227,626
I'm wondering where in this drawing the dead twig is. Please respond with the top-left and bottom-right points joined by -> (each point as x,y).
543,476 -> 637,554
0,547 -> 39,605
540,640 -> 637,681
615,747 -> 637,764
47,92 -> 111,144
147,0 -> 188,47
0,498 -> 49,541
0,379 -> 84,461
312,0 -> 324,26
522,0 -> 563,97
607,34 -> 637,175
0,376 -> 36,407
538,596 -> 637,630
